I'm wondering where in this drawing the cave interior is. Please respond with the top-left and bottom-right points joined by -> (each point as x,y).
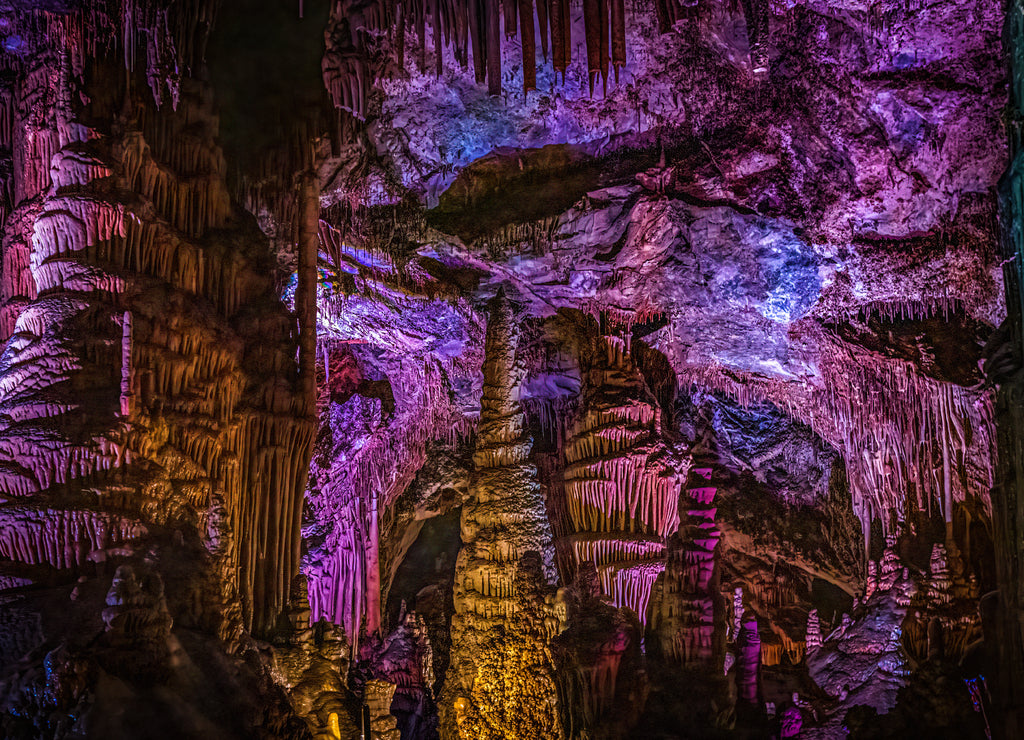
1,0 -> 1024,738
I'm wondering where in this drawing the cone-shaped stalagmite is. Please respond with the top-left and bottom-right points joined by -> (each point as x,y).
440,288 -> 562,740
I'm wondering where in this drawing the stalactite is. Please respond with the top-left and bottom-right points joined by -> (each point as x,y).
557,331 -> 687,625
503,0 -> 519,38
583,0 -> 601,96
805,608 -> 822,652
0,507 -> 144,569
518,0 -> 537,93
610,0 -> 625,82
486,0 -> 501,96
536,0 -> 549,61
598,0 -> 610,95
654,0 -> 688,34
468,0 -> 486,84
550,0 -> 566,80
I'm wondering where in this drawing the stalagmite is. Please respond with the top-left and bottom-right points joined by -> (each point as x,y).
440,288 -> 561,740
737,618 -> 761,704
651,463 -> 721,667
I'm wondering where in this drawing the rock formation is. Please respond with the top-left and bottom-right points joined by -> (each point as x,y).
0,0 -> 1019,737
440,289 -> 561,739
557,327 -> 687,625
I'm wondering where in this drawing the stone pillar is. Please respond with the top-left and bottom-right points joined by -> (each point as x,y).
439,288 -> 562,740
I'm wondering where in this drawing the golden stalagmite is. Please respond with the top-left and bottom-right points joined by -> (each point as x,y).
440,288 -> 562,740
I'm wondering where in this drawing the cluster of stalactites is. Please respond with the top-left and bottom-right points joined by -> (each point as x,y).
324,0 -> 628,118
4,0 -> 217,111
675,348 -> 994,546
0,26 -> 314,639
818,354 -> 995,549
305,351 -> 472,644
555,332 -> 686,624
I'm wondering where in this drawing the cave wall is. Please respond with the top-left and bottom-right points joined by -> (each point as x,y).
0,3 -> 320,737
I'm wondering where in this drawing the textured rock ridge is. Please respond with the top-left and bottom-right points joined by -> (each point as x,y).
557,327 -> 688,625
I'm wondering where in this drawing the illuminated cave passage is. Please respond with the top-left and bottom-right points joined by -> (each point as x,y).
1,0 -> 1023,738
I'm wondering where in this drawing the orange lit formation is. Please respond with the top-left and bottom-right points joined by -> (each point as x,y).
440,290 -> 562,739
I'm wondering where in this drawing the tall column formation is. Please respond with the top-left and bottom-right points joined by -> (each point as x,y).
440,288 -> 562,740
0,6 -> 314,639
651,464 -> 723,666
297,172 -> 320,416
558,331 -> 687,624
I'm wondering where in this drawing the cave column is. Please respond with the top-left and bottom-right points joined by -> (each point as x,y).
440,288 -> 562,740
366,488 -> 382,637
